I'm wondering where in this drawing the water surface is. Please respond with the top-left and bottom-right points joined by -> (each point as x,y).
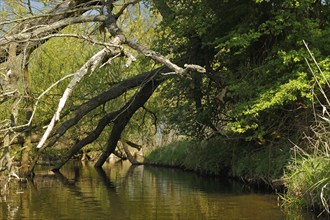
0,161 -> 310,219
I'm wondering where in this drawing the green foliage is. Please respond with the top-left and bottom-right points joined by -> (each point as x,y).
153,0 -> 330,141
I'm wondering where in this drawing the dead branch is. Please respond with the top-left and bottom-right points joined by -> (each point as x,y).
0,74 -> 74,133
28,33 -> 121,48
0,0 -> 105,64
123,139 -> 142,151
120,140 -> 142,165
0,5 -> 102,26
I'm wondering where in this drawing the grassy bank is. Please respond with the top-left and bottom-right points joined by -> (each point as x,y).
282,141 -> 330,213
144,137 -> 290,185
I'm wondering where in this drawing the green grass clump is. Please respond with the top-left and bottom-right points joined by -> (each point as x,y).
282,147 -> 330,212
145,137 -> 234,175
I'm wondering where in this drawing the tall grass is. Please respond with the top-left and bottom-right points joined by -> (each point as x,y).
281,41 -> 330,214
282,125 -> 330,214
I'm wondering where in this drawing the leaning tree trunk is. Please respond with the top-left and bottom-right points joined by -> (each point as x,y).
52,76 -> 163,171
94,78 -> 163,167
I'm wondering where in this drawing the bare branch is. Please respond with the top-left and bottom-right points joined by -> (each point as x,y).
0,15 -> 107,46
126,40 -> 206,75
114,0 -> 141,19
28,33 -> 122,49
0,74 -> 74,133
303,40 -> 330,88
103,10 -> 206,75
0,5 -> 102,26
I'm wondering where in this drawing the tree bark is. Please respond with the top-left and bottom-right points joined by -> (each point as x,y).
0,43 -> 19,177
20,53 -> 34,177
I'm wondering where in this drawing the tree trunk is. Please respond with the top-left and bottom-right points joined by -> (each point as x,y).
94,78 -> 163,167
0,43 -> 19,177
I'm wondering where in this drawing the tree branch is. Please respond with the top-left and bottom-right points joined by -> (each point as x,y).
45,67 -> 168,150
0,15 -> 107,46
114,0 -> 141,19
0,0 -> 104,64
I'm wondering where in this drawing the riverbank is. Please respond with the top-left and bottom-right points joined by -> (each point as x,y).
144,137 -> 290,187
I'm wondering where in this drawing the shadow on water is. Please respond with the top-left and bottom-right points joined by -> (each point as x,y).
0,160 -> 328,220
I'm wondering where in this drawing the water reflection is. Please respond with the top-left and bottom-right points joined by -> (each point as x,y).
0,161 -> 325,219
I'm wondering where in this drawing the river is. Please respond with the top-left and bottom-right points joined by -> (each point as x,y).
0,161 -> 324,219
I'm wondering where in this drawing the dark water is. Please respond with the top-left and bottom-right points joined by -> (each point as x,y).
0,161 -> 323,219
